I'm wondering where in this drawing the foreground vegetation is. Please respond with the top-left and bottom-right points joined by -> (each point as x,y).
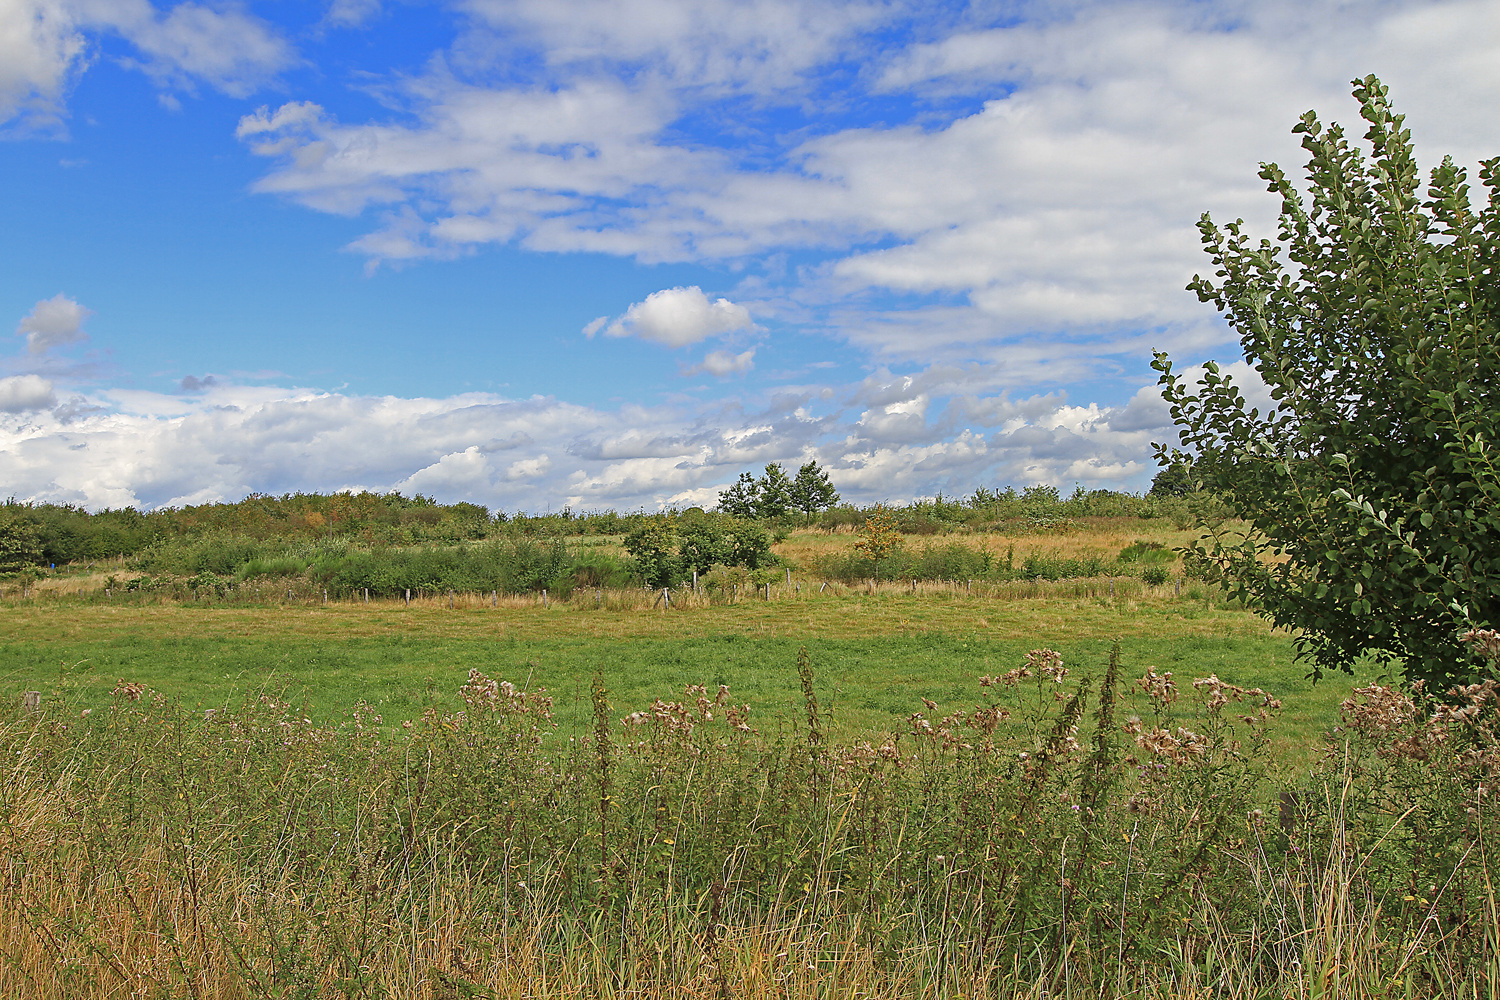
2,636 -> 1494,998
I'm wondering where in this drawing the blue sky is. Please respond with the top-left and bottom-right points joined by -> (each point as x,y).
2,0 -> 1498,512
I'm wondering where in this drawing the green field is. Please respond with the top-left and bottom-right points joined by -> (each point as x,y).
1,584 -> 1363,773
4,542 -> 1491,999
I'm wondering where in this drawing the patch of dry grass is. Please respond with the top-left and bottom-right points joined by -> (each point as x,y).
773,517 -> 1199,571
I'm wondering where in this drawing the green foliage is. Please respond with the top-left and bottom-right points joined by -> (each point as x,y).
675,509 -> 728,575
755,462 -> 795,519
852,507 -> 902,565
624,515 -> 682,588
715,472 -> 759,519
625,511 -> 776,587
717,461 -> 834,522
721,518 -> 773,569
790,459 -> 840,523
1156,75 -> 1500,686
1148,462 -> 1195,497
0,510 -> 44,573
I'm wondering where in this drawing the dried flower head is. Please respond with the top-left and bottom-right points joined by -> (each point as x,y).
1136,668 -> 1176,711
1025,649 -> 1067,683
112,679 -> 146,702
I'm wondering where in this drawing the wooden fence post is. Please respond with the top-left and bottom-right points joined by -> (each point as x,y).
405,589 -> 410,606
542,589 -> 548,608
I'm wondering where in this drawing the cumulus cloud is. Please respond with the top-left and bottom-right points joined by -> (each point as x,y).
0,0 -> 86,132
0,374 -> 57,412
1107,383 -> 1173,433
16,293 -> 91,354
0,369 -> 1197,511
602,286 -> 753,347
686,348 -> 755,377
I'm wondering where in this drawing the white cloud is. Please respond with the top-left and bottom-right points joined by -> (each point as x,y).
1106,382 -> 1172,433
603,286 -> 753,347
458,0 -> 889,94
16,293 -> 90,354
103,0 -> 294,98
687,348 -> 755,377
324,0 -> 381,29
0,0 -> 86,133
0,0 -> 292,131
0,372 -> 1195,511
234,0 -> 1500,372
0,374 -> 57,412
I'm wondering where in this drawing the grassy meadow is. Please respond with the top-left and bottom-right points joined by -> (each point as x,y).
0,521 -> 1494,998
3,518 -> 1350,767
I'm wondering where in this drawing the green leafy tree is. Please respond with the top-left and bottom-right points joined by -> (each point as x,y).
755,463 -> 795,519
716,473 -> 759,519
724,520 -> 774,569
623,515 -> 681,589
0,510 -> 44,573
676,510 -> 728,575
1155,75 -> 1500,686
1148,463 -> 1195,498
790,460 -> 840,524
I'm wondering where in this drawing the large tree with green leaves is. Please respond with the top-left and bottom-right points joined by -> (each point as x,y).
1155,75 -> 1500,687
791,460 -> 840,524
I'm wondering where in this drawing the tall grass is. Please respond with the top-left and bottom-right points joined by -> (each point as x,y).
1,637 -> 1495,998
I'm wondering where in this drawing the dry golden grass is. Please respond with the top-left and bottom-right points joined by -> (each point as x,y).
773,517 -> 1199,570
0,580 -> 1270,645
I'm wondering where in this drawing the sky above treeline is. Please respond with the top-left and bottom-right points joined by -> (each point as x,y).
2,0 -> 1498,513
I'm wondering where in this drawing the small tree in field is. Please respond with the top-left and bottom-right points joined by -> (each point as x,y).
1155,75 -> 1500,686
717,473 -> 759,519
755,463 -> 795,519
791,460 -> 840,524
854,507 -> 902,580
624,515 -> 680,589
